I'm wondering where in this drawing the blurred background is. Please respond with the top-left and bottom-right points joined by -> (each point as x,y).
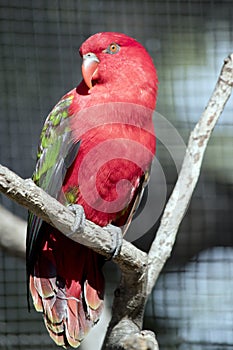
0,1 -> 233,349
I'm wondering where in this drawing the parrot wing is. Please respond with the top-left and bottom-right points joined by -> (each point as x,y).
26,91 -> 105,348
26,91 -> 80,285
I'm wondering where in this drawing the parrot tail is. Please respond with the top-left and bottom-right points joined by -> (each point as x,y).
29,224 -> 104,348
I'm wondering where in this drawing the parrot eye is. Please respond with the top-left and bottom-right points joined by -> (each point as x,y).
104,43 -> 120,54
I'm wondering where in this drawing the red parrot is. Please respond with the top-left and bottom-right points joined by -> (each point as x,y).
26,32 -> 158,348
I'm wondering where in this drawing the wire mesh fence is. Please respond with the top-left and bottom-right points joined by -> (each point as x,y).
0,1 -> 233,349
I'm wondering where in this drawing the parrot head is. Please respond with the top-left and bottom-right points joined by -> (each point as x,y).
79,32 -> 158,109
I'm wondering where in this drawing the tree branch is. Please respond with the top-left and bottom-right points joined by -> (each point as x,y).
146,53 -> 233,294
0,165 -> 147,275
0,54 -> 232,350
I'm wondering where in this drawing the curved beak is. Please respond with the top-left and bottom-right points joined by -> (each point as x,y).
82,53 -> 100,89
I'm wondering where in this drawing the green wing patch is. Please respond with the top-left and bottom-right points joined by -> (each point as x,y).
33,93 -> 74,195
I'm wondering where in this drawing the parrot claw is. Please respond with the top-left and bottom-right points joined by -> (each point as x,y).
67,204 -> 86,238
103,224 -> 123,260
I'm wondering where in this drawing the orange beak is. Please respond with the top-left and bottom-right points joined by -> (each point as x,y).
82,53 -> 100,89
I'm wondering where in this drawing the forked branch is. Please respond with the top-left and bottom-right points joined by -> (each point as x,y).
0,54 -> 232,350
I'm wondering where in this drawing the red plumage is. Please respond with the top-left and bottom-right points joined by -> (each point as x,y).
27,32 -> 158,348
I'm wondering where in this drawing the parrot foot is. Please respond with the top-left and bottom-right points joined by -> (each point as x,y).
67,204 -> 86,238
103,224 -> 123,260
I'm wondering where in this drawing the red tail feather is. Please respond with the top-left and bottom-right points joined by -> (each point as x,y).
30,226 -> 104,348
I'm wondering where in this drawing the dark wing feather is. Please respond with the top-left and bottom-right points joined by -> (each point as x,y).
26,93 -> 80,296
